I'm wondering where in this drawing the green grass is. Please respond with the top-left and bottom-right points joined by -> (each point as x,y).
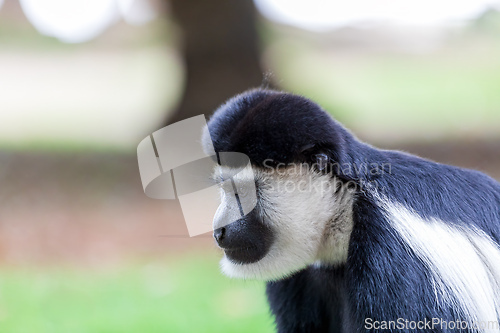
0,254 -> 275,333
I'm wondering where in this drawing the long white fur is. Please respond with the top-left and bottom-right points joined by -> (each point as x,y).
215,164 -> 354,281
378,197 -> 500,331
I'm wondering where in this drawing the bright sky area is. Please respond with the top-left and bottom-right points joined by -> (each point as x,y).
9,0 -> 500,42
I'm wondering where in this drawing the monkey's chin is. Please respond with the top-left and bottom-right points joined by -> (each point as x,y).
219,251 -> 312,282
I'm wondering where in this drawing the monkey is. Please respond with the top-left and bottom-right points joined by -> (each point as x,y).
204,88 -> 500,333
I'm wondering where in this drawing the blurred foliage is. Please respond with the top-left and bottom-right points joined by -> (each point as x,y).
474,8 -> 500,34
266,31 -> 500,143
1,7 -> 500,149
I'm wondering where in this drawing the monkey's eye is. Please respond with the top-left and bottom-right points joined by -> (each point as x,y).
315,153 -> 329,171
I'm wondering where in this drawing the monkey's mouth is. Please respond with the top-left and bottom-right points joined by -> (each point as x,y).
222,245 -> 264,264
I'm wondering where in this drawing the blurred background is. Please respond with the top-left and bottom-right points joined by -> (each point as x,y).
0,0 -> 500,331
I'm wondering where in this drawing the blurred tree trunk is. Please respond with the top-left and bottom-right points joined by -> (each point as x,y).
166,0 -> 264,125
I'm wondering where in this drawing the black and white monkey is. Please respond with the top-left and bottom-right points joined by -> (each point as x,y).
203,88 -> 500,333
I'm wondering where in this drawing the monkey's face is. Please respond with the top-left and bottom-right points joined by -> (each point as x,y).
206,88 -> 354,281
212,162 -> 348,281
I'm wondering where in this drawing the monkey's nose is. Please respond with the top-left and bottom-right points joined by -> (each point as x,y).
213,227 -> 226,245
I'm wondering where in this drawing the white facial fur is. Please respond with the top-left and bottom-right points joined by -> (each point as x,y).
214,163 -> 354,281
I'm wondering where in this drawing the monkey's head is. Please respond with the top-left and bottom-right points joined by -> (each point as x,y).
204,89 -> 355,281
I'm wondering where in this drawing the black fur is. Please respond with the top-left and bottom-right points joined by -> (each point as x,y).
207,88 -> 500,333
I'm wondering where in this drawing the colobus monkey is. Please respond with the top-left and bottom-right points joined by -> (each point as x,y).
204,89 -> 500,333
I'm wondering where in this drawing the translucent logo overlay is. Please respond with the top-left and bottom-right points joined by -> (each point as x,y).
137,115 -> 257,237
